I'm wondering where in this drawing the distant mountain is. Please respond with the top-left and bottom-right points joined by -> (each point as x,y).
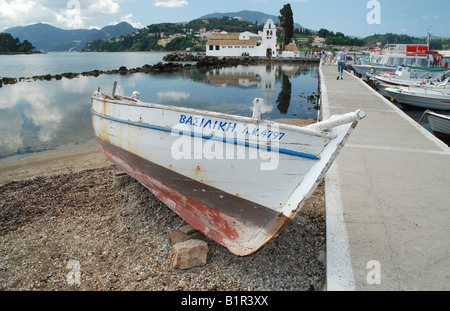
3,22 -> 138,52
199,10 -> 303,30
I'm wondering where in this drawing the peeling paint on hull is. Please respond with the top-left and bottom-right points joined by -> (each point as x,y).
99,139 -> 288,255
91,91 -> 364,256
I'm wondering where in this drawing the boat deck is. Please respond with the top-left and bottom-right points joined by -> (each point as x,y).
320,64 -> 450,290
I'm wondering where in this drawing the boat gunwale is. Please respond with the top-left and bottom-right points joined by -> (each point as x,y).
425,110 -> 450,121
386,87 -> 450,98
91,109 -> 322,160
91,92 -> 334,139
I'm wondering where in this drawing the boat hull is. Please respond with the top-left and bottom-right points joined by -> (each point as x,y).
384,88 -> 450,110
426,111 -> 450,138
354,64 -> 446,79
352,64 -> 394,77
91,92 -> 361,256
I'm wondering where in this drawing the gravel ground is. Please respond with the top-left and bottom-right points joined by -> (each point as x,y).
0,164 -> 326,291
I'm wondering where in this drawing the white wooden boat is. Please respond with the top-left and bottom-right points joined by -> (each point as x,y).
91,83 -> 365,256
384,86 -> 450,110
422,110 -> 450,139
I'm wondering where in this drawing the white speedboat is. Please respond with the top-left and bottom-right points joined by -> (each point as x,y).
370,66 -> 450,97
384,86 -> 450,110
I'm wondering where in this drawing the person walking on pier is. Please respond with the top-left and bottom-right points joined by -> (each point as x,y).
336,47 -> 347,80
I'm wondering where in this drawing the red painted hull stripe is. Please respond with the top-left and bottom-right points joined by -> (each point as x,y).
98,139 -> 281,229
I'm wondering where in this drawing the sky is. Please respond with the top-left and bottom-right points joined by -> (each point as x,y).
0,0 -> 449,38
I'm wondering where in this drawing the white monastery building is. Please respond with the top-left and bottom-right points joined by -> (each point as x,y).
206,18 -> 279,57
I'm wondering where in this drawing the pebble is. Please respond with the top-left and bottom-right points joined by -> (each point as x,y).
0,166 -> 326,291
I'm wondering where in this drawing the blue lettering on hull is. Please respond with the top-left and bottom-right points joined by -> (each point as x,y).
179,114 -> 286,141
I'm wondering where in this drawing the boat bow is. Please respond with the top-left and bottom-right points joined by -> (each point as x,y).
91,88 -> 365,255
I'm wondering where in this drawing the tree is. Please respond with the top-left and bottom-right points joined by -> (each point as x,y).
0,33 -> 18,52
18,40 -> 35,53
279,3 -> 294,49
317,28 -> 330,38
0,33 -> 36,53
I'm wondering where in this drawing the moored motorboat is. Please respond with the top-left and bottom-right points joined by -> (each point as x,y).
354,43 -> 448,78
420,110 -> 450,139
370,66 -> 450,97
384,86 -> 450,110
91,84 -> 365,256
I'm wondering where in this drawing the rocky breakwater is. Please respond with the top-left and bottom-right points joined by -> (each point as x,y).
164,52 -> 320,65
0,62 -> 195,87
163,52 -> 204,62
164,52 -> 258,68
0,52 -> 317,88
1,77 -> 18,87
196,56 -> 257,68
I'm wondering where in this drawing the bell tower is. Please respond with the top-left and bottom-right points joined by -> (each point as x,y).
263,18 -> 276,40
260,18 -> 278,57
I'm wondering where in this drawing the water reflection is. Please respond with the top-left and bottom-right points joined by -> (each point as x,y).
276,75 -> 292,114
0,63 -> 319,159
0,79 -> 96,159
203,64 -> 317,116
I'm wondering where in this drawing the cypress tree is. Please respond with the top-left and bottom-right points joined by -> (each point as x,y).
279,3 -> 294,49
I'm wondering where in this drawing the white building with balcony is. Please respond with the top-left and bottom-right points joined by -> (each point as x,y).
206,18 -> 279,57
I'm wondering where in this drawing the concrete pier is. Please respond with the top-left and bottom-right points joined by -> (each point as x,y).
320,64 -> 450,290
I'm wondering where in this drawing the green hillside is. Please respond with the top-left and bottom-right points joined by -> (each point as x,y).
83,17 -> 264,52
363,33 -> 449,49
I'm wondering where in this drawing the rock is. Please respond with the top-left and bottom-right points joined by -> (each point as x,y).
168,224 -> 207,245
168,230 -> 190,245
141,64 -> 152,73
179,224 -> 196,235
1,77 -> 18,85
317,250 -> 326,266
62,72 -> 78,79
172,239 -> 209,269
119,66 -> 128,75
163,52 -> 203,62
113,171 -> 132,188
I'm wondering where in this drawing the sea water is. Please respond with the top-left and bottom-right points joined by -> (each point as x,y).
0,51 -> 168,78
0,52 -> 321,160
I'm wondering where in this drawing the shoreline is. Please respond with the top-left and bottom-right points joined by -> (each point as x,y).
0,53 -> 319,87
0,117 -> 326,291
0,118 -> 316,184
0,51 -> 45,55
0,141 -> 110,184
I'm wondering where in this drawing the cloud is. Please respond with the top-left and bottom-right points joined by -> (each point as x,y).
153,0 -> 189,8
157,91 -> 190,101
86,0 -> 120,17
0,0 -> 123,29
0,0 -> 59,28
120,13 -> 143,28
109,13 -> 142,28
